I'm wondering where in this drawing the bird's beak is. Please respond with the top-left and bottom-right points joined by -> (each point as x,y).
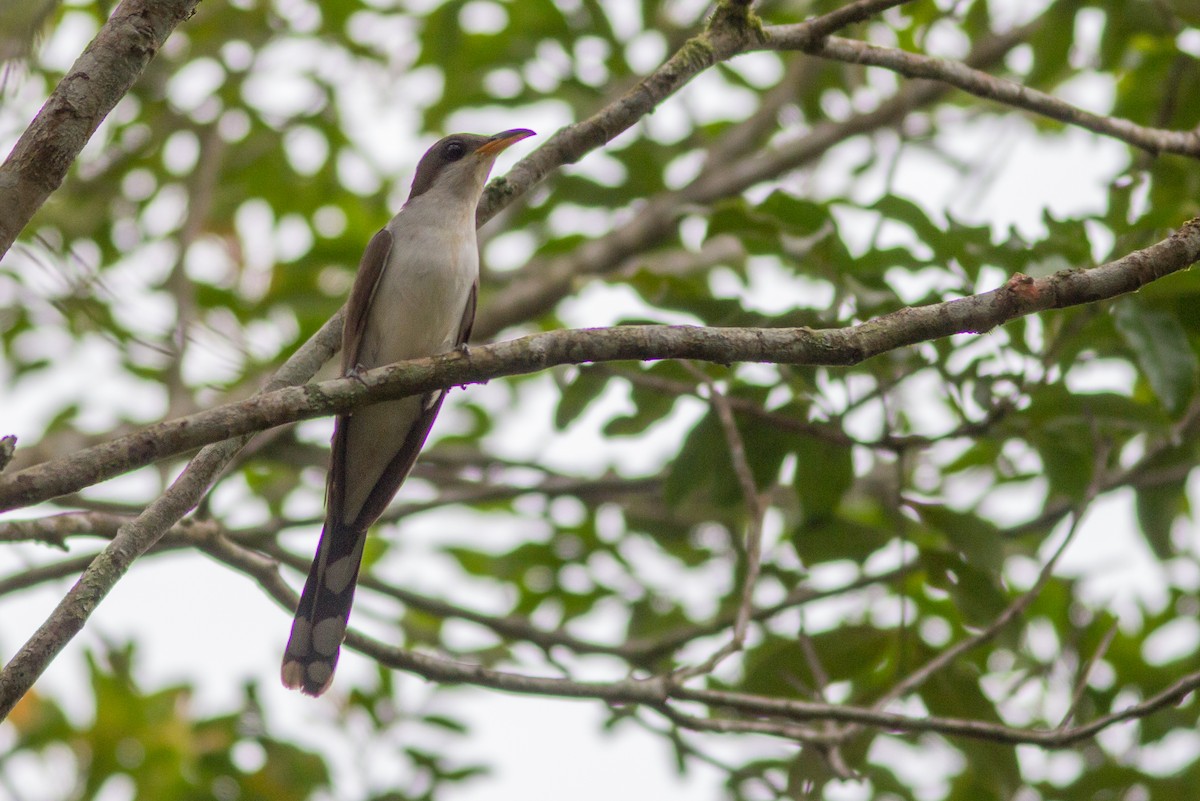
476,128 -> 536,157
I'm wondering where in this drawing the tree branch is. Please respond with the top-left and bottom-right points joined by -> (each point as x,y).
5,217 -> 1198,513
778,35 -> 1200,159
475,15 -> 1034,339
220,525 -> 1200,749
475,0 -> 914,228
13,495 -> 1185,751
0,509 -> 904,668
0,0 -> 200,258
0,314 -> 342,720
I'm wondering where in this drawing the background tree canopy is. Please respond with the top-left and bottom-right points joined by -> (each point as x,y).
3,0 -> 1200,798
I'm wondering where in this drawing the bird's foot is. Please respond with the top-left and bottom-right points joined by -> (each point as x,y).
455,343 -> 477,389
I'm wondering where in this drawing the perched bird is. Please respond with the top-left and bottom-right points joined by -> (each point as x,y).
282,128 -> 535,696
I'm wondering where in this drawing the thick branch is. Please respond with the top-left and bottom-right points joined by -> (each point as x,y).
0,0 -> 200,258
4,217 -> 1198,513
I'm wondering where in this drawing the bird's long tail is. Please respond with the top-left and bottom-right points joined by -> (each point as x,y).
281,520 -> 368,696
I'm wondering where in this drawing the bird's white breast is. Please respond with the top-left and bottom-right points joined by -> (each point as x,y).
336,193 -> 479,525
360,197 -> 478,368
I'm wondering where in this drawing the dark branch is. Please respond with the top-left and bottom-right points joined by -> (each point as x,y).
4,217 -> 1198,513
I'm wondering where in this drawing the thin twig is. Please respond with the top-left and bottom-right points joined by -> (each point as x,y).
656,702 -> 828,746
153,507 -> 1200,750
764,34 -> 1200,159
1058,619 -> 1120,730
673,362 -> 768,679
0,554 -> 98,596
869,438 -> 1112,714
877,510 -> 1082,710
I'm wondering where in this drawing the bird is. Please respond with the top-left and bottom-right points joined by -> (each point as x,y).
282,128 -> 535,696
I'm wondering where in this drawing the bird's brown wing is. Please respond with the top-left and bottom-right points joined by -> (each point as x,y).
324,227 -> 392,522
340,227 -> 393,375
282,280 -> 479,696
457,280 -> 478,345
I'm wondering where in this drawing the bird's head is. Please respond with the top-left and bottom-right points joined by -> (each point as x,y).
406,128 -> 535,204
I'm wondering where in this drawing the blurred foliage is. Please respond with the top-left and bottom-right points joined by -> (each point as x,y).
5,642 -> 330,801
4,0 -> 1200,799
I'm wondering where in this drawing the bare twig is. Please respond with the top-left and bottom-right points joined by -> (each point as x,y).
0,511 -> 142,547
0,554 -> 98,596
674,363 -> 769,679
0,508 -> 905,667
865,434 -> 1113,720
1058,620 -> 1120,730
673,670 -> 1200,746
874,508 -> 1084,713
656,702 -> 827,746
76,502 -> 1196,751
475,0 -> 913,228
777,35 -> 1200,159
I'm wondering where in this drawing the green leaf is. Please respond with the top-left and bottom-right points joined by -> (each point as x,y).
921,549 -> 1009,628
1132,441 -> 1196,558
915,504 -> 1006,572
793,436 -> 854,522
553,367 -> 611,430
1113,298 -> 1199,416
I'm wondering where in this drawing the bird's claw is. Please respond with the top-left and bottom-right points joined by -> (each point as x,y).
455,343 -> 474,389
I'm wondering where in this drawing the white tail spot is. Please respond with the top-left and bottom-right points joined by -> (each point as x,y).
306,660 -> 333,688
312,617 -> 347,656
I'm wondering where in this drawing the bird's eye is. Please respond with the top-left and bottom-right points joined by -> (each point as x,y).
443,140 -> 465,161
